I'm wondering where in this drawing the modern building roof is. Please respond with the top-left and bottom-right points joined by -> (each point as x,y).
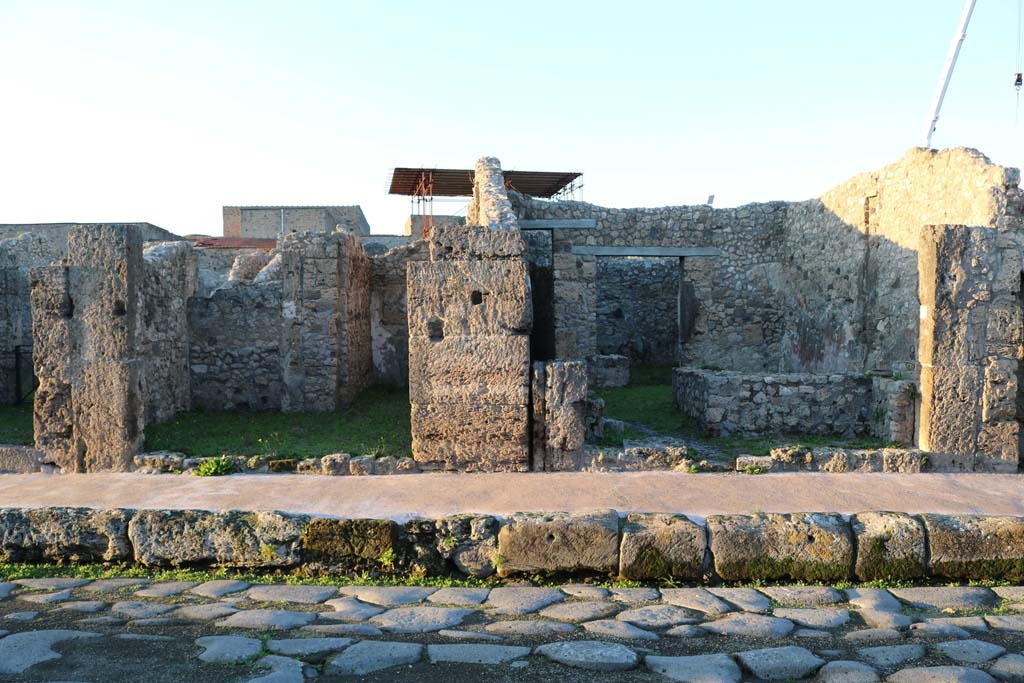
388,168 -> 581,198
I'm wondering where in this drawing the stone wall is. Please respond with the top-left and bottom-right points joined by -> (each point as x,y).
917,224 -> 1024,472
780,148 -> 1023,375
279,230 -> 372,412
673,368 -> 872,437
870,374 -> 917,447
188,282 -> 284,411
223,206 -> 371,238
408,158 -> 533,471
30,225 -> 147,471
140,242 -> 196,423
510,194 -> 787,369
596,257 -> 678,363
369,240 -> 428,385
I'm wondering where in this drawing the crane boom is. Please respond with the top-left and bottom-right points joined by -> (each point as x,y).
922,0 -> 978,148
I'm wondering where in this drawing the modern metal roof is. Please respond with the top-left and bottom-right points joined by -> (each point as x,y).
388,167 -> 581,198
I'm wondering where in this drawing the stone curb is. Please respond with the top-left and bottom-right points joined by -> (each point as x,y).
1,507 -> 1022,583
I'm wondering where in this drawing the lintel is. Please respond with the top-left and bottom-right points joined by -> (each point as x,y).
570,246 -> 722,257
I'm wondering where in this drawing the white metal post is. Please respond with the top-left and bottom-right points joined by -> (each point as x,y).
922,0 -> 978,148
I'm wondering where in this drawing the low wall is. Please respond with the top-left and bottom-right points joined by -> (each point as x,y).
3,505 -> 1022,583
673,368 -> 872,437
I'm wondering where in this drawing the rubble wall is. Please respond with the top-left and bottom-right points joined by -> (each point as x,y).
673,367 -> 872,437
781,147 -> 1023,374
596,257 -> 678,363
510,194 -> 787,370
141,242 -> 196,423
369,240 -> 428,385
188,283 -> 284,411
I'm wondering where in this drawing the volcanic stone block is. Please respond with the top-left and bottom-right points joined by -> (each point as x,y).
408,334 -> 529,405
429,224 -> 525,261
851,512 -> 926,581
619,513 -> 707,581
128,509 -> 307,567
300,518 -> 401,572
411,400 -> 530,472
407,260 -> 532,337
0,446 -> 43,473
921,514 -> 1024,581
497,510 -> 620,576
708,513 -> 853,582
0,507 -> 132,563
71,359 -> 144,471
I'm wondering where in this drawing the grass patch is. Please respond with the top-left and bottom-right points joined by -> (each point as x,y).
0,402 -> 33,445
144,384 -> 412,459
594,363 -> 891,457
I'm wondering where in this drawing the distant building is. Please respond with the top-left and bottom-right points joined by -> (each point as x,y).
222,206 -> 371,238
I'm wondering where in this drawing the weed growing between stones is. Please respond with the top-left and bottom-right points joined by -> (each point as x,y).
194,456 -> 239,477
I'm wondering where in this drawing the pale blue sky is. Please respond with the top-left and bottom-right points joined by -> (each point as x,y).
2,0 -> 1022,235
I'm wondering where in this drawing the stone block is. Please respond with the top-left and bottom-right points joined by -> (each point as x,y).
0,445 -> 42,473
587,354 -> 630,388
407,260 -> 531,337
497,510 -> 620,576
408,334 -> 529,405
300,518 -> 401,572
71,359 -> 144,471
708,513 -> 853,582
851,512 -> 926,581
619,513 -> 706,580
434,515 -> 499,578
543,360 -> 588,461
428,225 -> 525,260
0,507 -> 132,562
128,509 -> 306,567
921,514 -> 1024,581
411,435 -> 529,473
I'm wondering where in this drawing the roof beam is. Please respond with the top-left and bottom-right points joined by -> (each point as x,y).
570,246 -> 721,257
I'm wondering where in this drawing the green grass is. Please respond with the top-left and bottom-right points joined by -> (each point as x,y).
593,364 -> 891,457
144,384 -> 412,459
0,402 -> 33,445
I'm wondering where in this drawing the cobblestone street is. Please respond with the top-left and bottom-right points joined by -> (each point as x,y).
3,578 -> 1024,682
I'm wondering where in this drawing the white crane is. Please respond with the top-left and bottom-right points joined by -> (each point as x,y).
922,0 -> 978,148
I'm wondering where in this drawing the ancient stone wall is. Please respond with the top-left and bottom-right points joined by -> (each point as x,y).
30,225 -> 147,471
279,230 -> 372,412
223,206 -> 371,239
780,147 -> 1023,375
188,283 -> 284,411
140,242 -> 196,423
0,233 -> 62,404
408,158 -> 533,471
918,224 -> 1023,472
870,374 -> 918,447
369,240 -> 428,385
531,360 -> 590,471
673,368 -> 872,437
596,257 -> 678,363
510,194 -> 787,370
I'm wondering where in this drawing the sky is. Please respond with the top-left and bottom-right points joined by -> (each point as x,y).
2,0 -> 1023,236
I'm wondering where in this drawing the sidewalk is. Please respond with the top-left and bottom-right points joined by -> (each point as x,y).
0,471 -> 1021,521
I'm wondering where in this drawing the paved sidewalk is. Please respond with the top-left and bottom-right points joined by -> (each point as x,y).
0,472 -> 1022,521
3,578 -> 1024,681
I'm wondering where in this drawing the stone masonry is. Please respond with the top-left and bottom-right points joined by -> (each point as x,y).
407,158 -> 534,471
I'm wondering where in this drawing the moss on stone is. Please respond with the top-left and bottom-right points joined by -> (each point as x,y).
717,556 -> 849,583
300,518 -> 399,570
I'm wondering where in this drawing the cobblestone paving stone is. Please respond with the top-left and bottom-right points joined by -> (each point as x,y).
3,580 -> 1024,682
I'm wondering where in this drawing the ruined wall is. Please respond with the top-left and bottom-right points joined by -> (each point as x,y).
510,195 -> 787,370
409,158 -> 533,471
140,242 -> 196,423
918,224 -> 1023,472
279,230 -> 372,412
0,233 -> 62,404
596,257 -> 678,363
31,225 -> 147,471
369,240 -> 428,385
188,283 -> 284,411
781,147 -> 1023,374
673,368 -> 872,437
224,206 -> 371,238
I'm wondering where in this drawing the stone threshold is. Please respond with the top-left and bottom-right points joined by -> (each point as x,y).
2,505 -> 1023,585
